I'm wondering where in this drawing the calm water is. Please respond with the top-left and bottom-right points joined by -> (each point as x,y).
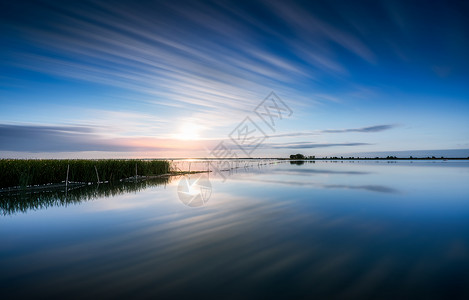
1,160 -> 469,299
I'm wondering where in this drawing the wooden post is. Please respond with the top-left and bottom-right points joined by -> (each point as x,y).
94,165 -> 99,183
66,164 -> 69,188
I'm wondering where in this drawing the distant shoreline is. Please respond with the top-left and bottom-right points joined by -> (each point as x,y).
286,157 -> 469,160
164,157 -> 469,160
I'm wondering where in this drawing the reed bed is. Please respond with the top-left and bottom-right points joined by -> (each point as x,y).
0,159 -> 170,189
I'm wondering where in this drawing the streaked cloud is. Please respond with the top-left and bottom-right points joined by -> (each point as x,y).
321,125 -> 397,134
1,1 -> 467,157
266,142 -> 372,149
0,124 -> 200,153
269,124 -> 396,138
0,123 -> 391,153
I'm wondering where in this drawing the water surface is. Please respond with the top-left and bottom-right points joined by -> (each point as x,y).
1,160 -> 469,299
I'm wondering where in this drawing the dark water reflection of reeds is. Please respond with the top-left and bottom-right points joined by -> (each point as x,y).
0,177 -> 170,215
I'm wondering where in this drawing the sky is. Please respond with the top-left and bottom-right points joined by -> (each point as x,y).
1,0 -> 468,158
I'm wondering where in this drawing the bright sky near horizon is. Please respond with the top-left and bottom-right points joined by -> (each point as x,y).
1,0 -> 468,158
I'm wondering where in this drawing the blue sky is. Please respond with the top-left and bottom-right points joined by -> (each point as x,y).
1,0 -> 468,158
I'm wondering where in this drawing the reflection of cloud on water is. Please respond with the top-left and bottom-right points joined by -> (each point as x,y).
29,192 -> 397,297
4,185 -> 466,299
325,184 -> 398,194
5,190 -> 383,298
280,168 -> 371,175
234,178 -> 400,194
4,192 -> 309,297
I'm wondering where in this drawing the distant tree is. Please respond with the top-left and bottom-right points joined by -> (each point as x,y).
290,153 -> 305,160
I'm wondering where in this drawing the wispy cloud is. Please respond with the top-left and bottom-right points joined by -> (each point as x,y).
268,132 -> 319,138
0,124 -> 200,153
2,0 -> 386,125
269,124 -> 396,138
2,1 -> 466,157
4,1 -> 308,117
265,142 -> 371,149
267,0 -> 376,64
0,122 -> 392,153
322,124 -> 397,133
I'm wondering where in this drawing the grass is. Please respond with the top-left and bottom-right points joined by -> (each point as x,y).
0,159 -> 170,189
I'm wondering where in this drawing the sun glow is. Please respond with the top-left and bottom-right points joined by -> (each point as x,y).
176,122 -> 201,140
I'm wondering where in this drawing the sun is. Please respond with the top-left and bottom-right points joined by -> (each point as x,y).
176,122 -> 201,140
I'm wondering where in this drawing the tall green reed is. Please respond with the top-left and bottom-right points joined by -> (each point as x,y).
0,159 -> 170,188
